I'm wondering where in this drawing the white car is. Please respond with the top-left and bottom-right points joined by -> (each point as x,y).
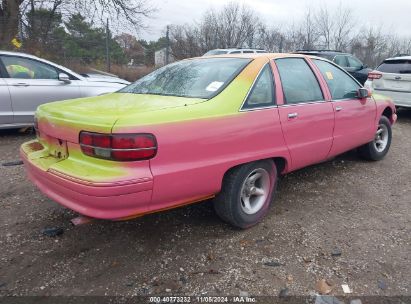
365,56 -> 411,108
203,48 -> 267,56
0,51 -> 130,129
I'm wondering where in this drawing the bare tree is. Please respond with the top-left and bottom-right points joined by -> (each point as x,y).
315,6 -> 333,49
217,2 -> 259,48
300,7 -> 319,50
169,2 -> 260,58
0,0 -> 154,47
333,3 -> 355,51
254,24 -> 284,52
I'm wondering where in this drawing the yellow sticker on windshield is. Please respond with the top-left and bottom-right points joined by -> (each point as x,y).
326,72 -> 334,80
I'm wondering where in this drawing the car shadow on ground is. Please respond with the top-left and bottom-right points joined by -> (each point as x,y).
396,107 -> 411,121
0,127 -> 34,138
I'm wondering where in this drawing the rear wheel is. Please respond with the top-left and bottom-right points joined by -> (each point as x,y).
213,160 -> 277,229
358,116 -> 392,161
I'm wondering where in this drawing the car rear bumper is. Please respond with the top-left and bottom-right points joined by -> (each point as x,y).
374,89 -> 411,107
20,144 -> 152,220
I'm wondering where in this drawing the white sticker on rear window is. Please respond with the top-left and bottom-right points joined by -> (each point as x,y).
206,81 -> 224,92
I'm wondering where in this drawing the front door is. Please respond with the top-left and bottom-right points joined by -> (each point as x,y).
312,59 -> 376,156
0,55 -> 80,125
275,58 -> 335,171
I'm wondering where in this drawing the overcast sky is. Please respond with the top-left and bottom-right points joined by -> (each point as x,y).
139,0 -> 411,40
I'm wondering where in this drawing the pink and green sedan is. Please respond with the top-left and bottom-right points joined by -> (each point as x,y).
21,54 -> 397,228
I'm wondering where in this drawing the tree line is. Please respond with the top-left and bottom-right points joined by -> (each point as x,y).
169,2 -> 411,68
0,0 -> 158,66
1,1 -> 410,70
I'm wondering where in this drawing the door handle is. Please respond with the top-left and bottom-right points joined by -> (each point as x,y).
335,106 -> 343,112
288,112 -> 298,119
13,82 -> 30,87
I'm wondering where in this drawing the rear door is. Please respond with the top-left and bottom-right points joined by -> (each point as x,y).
0,55 -> 80,125
312,59 -> 376,156
274,57 -> 335,171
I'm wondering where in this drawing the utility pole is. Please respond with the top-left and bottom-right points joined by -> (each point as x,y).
165,25 -> 170,65
106,18 -> 111,72
19,14 -> 23,42
279,35 -> 284,53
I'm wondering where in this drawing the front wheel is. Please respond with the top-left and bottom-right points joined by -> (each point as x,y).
213,160 -> 277,229
358,116 -> 392,161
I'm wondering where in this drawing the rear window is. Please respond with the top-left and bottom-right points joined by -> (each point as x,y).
377,60 -> 411,74
120,58 -> 251,99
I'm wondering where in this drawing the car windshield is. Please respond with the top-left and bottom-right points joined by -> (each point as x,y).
204,50 -> 229,56
120,58 -> 251,98
377,60 -> 411,74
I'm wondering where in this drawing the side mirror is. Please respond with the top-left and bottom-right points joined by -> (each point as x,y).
362,64 -> 368,69
358,88 -> 370,99
58,73 -> 71,83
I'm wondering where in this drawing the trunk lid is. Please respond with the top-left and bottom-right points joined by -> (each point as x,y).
36,93 -> 205,143
376,73 -> 411,92
375,58 -> 411,92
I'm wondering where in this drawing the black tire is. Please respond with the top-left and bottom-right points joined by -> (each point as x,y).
358,116 -> 392,161
213,160 -> 277,229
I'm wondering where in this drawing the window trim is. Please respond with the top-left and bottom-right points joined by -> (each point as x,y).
275,57 -> 325,105
0,55 -> 66,80
0,57 -> 8,78
239,63 -> 277,112
312,58 -> 362,101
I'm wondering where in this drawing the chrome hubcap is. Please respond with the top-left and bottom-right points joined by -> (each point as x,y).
374,124 -> 389,153
240,168 -> 270,215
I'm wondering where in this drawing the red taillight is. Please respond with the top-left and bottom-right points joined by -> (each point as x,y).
368,71 -> 382,80
79,132 -> 157,161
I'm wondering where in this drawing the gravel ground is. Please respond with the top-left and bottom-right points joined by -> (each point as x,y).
0,110 -> 410,300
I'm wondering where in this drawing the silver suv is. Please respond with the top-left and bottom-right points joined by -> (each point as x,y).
364,56 -> 411,108
0,51 -> 129,129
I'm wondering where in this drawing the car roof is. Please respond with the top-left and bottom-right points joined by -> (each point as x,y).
384,55 -> 411,61
208,48 -> 266,52
295,50 -> 350,56
201,52 -> 323,60
0,50 -> 42,59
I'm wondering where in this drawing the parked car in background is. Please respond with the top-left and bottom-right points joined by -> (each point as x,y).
203,48 -> 268,56
365,56 -> 411,108
21,54 -> 396,229
0,51 -> 129,129
294,50 -> 371,84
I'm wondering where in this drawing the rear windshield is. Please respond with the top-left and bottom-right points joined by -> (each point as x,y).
120,58 -> 251,99
377,60 -> 411,74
